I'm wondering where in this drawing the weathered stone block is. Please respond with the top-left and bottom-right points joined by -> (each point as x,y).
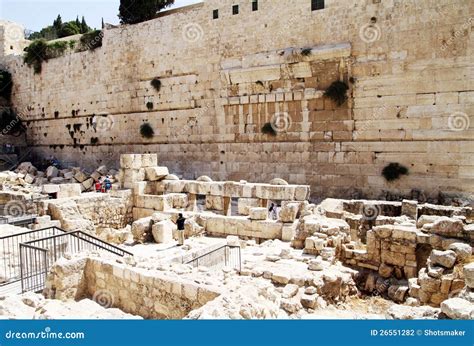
249,207 -> 267,221
145,167 -> 169,181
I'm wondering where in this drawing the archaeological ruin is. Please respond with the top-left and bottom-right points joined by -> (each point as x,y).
0,0 -> 472,321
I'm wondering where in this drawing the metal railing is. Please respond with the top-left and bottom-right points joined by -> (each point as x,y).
184,245 -> 241,273
20,230 -> 133,293
0,227 -> 64,286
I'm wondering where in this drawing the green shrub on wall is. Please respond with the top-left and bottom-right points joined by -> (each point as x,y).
140,123 -> 155,139
79,30 -> 103,51
24,39 -> 49,73
261,122 -> 277,136
151,78 -> 162,92
324,80 -> 349,106
382,163 -> 409,182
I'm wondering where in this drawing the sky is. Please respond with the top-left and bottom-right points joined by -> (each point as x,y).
0,0 -> 202,31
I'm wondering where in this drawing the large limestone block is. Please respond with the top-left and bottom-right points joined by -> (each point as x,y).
184,218 -> 204,238
294,186 -> 310,201
186,181 -> 212,195
448,243 -> 472,263
135,195 -> 172,211
205,215 -> 226,235
120,154 -> 142,169
209,182 -> 224,196
252,220 -> 283,239
74,171 -> 89,183
46,166 -> 59,179
440,298 -> 474,319
279,202 -> 299,222
152,220 -> 175,244
57,184 -> 82,199
42,184 -> 60,194
255,184 -> 296,201
223,182 -> 245,197
81,178 -> 95,192
429,250 -> 457,269
249,207 -> 267,221
141,154 -> 158,168
24,174 -> 35,184
170,193 -> 188,209
238,198 -> 259,215
205,195 -> 224,211
282,222 -> 297,242
226,217 -> 252,237
131,217 -> 153,243
144,167 -> 169,181
429,217 -> 464,237
464,263 -> 474,289
162,180 -> 186,193
418,268 -> 441,293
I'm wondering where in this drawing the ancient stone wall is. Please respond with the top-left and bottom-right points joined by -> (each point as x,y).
45,255 -> 222,319
1,0 -> 473,199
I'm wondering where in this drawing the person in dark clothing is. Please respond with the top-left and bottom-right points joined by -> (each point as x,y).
176,213 -> 186,246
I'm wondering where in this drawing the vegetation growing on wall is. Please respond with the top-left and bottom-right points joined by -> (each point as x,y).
140,123 -> 155,139
151,78 -> 162,91
24,39 -> 70,73
25,30 -> 102,73
324,81 -> 349,106
78,30 -> 103,51
23,40 -> 49,73
301,48 -> 312,56
146,101 -> 154,110
382,163 -> 409,182
118,0 -> 175,24
261,122 -> 277,136
0,70 -> 12,101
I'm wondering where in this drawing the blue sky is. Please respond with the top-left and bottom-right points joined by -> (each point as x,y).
0,0 -> 202,31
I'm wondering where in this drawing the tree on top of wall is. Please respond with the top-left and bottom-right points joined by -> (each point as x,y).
118,0 -> 175,25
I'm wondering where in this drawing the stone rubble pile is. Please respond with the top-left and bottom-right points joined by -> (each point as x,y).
0,293 -> 140,319
3,161 -> 120,193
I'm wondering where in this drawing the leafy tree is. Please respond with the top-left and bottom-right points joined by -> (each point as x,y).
118,0 -> 175,25
80,16 -> 90,33
28,15 -> 92,40
58,21 -> 81,38
53,14 -> 62,31
28,26 -> 57,40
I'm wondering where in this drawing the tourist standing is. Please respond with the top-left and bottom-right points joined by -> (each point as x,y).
104,175 -> 112,192
95,178 -> 102,193
269,203 -> 278,220
176,213 -> 186,246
